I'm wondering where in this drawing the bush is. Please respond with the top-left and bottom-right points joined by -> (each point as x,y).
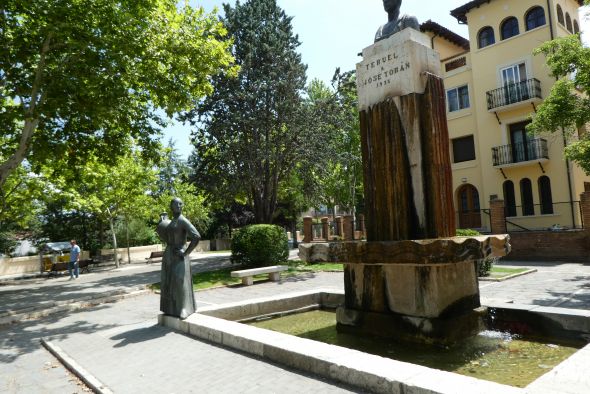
456,228 -> 481,236
478,256 -> 497,277
231,224 -> 289,267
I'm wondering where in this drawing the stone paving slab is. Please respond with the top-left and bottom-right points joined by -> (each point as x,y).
2,259 -> 590,393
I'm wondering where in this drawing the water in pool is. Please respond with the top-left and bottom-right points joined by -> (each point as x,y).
249,309 -> 581,387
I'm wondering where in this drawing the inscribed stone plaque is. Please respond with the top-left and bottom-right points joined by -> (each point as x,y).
356,28 -> 441,111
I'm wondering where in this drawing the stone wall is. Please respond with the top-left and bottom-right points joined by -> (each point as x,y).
505,230 -> 590,262
0,251 -> 91,278
100,241 -> 212,263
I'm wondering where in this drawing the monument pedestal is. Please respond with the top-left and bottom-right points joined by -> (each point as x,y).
332,236 -> 511,345
331,29 -> 512,344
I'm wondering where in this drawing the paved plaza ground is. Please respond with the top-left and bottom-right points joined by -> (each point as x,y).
1,252 -> 589,393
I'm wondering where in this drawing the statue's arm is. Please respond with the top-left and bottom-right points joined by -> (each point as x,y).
181,218 -> 201,257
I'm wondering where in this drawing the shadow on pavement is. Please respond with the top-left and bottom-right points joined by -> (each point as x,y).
0,303 -> 116,364
111,324 -> 170,348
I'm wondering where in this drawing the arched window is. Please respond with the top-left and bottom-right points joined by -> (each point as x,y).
520,178 -> 535,216
556,5 -> 565,25
538,176 -> 554,215
526,6 -> 546,31
566,13 -> 573,32
501,17 -> 520,40
574,20 -> 580,34
478,26 -> 495,48
503,181 -> 517,217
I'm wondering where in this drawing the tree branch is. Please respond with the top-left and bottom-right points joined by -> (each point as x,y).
0,32 -> 52,188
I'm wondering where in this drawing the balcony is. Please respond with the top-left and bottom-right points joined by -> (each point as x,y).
492,138 -> 549,167
486,78 -> 542,111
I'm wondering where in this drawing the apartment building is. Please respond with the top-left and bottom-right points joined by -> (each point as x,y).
421,0 -> 589,232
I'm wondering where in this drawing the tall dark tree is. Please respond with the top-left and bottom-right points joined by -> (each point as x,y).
187,0 -> 315,224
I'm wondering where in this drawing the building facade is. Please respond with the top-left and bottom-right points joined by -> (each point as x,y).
422,0 -> 589,232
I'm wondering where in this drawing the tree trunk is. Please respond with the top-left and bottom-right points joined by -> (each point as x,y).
0,33 -> 52,188
0,119 -> 39,188
126,217 -> 131,265
109,217 -> 120,268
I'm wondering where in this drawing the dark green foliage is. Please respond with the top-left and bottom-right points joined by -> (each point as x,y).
113,218 -> 159,248
456,228 -> 481,236
231,224 -> 288,267
478,257 -> 497,277
186,0 -> 330,224
0,231 -> 17,256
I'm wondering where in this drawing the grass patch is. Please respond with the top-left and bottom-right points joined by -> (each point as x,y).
152,261 -> 344,291
484,266 -> 530,279
287,260 -> 343,272
193,267 -> 241,290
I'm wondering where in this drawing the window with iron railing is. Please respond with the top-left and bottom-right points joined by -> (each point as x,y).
492,138 -> 548,166
486,78 -> 541,110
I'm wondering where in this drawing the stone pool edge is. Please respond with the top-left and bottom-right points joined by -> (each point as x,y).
159,289 -> 590,394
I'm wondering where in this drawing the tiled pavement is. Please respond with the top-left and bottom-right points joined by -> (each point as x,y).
1,256 -> 589,393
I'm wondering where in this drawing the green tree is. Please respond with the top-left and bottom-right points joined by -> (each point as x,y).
156,139 -> 191,196
308,70 -> 363,216
529,11 -> 590,173
187,0 -> 320,224
0,164 -> 44,229
155,180 -> 210,236
62,149 -> 157,267
0,0 -> 236,188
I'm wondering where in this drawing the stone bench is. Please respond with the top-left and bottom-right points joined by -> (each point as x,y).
230,265 -> 288,286
146,251 -> 164,264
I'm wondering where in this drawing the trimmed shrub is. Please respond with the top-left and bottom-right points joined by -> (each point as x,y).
456,228 -> 481,236
478,256 -> 498,277
231,224 -> 289,267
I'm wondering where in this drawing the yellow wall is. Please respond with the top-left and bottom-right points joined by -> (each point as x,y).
432,0 -> 590,231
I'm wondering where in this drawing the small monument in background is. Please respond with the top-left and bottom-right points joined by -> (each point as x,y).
332,0 -> 511,344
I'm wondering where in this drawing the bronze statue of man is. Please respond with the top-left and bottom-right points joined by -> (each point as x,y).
375,0 -> 420,42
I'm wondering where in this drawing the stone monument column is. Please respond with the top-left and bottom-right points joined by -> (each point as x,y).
357,28 -> 455,242
334,12 -> 510,344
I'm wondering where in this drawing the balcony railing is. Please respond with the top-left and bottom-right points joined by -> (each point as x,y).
486,78 -> 542,110
492,138 -> 548,167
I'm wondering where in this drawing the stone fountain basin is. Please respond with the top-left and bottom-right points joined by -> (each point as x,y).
159,289 -> 590,394
299,235 -> 511,265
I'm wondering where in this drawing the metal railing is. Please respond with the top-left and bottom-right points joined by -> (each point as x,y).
492,138 -> 548,167
486,78 -> 542,110
504,201 -> 583,232
307,217 -> 366,242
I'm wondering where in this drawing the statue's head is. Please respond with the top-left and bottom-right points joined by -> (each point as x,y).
383,0 -> 402,13
170,197 -> 184,216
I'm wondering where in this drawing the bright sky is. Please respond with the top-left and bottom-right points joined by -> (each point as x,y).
164,0 -> 589,159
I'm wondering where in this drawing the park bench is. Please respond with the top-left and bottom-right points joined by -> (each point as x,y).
146,251 -> 164,264
230,265 -> 288,286
48,259 -> 93,276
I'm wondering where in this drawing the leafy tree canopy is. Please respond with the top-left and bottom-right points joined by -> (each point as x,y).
0,0 -> 237,187
529,15 -> 590,173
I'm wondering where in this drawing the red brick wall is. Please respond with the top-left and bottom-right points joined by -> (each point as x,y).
505,230 -> 590,262
581,192 -> 590,233
489,199 -> 507,234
